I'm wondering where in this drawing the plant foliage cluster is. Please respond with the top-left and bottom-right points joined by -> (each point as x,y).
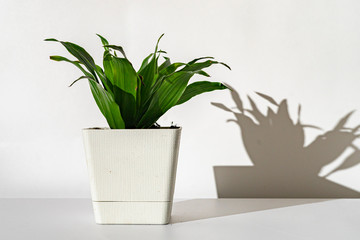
46,34 -> 230,129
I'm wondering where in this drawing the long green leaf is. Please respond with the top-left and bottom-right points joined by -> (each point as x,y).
103,45 -> 127,58
148,62 -> 187,96
103,54 -> 138,127
181,60 -> 231,72
137,62 -> 186,119
113,86 -> 137,128
103,55 -> 137,96
88,80 -> 125,129
137,34 -> 165,107
96,34 -> 109,51
196,70 -> 210,77
95,65 -> 113,94
158,57 -> 171,72
49,55 -> 93,78
45,38 -> 99,82
159,62 -> 186,77
135,75 -> 144,120
187,56 -> 214,65
138,54 -> 158,108
69,76 -> 93,87
176,81 -> 228,105
154,34 -> 164,53
137,71 -> 194,128
137,53 -> 153,73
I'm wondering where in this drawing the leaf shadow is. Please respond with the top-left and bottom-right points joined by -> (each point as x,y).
212,89 -> 360,198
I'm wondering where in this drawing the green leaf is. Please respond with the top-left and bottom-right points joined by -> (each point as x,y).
176,81 -> 228,105
138,54 -> 158,108
96,34 -> 109,50
181,60 -> 231,72
45,38 -> 99,82
95,65 -> 113,94
49,55 -> 93,78
69,76 -> 93,87
195,70 -> 210,77
138,62 -> 186,118
113,86 -> 137,128
88,80 -> 125,129
159,62 -> 186,77
103,55 -> 137,97
103,45 -> 127,59
158,57 -> 171,72
154,34 -> 164,53
136,75 -> 144,119
49,55 -> 79,62
44,38 -> 58,42
137,53 -> 153,73
137,34 -> 166,111
103,54 -> 138,127
187,56 -> 214,65
137,71 -> 194,128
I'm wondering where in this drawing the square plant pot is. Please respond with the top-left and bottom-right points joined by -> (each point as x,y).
82,127 -> 181,224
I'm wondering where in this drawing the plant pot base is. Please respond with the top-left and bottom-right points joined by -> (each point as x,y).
92,201 -> 172,224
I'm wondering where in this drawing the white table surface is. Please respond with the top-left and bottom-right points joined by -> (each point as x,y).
0,198 -> 359,240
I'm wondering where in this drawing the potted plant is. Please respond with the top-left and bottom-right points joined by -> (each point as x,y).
45,34 -> 230,224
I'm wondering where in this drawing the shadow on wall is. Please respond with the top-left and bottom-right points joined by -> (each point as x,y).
212,86 -> 360,198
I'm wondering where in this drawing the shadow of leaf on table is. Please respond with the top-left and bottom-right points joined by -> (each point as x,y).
212,86 -> 360,198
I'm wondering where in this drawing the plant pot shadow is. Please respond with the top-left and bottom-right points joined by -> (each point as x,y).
214,166 -> 360,198
170,198 -> 329,224
211,87 -> 360,198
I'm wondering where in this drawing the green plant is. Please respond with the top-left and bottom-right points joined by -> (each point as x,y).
45,34 -> 230,129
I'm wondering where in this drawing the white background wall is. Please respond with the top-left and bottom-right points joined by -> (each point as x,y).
1,0 -> 360,198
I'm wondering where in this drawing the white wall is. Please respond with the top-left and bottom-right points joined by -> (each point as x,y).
1,0 -> 360,198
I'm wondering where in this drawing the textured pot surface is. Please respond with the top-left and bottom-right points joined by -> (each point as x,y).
83,128 -> 181,224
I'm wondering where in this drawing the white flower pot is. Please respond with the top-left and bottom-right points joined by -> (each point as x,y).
82,127 -> 182,224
